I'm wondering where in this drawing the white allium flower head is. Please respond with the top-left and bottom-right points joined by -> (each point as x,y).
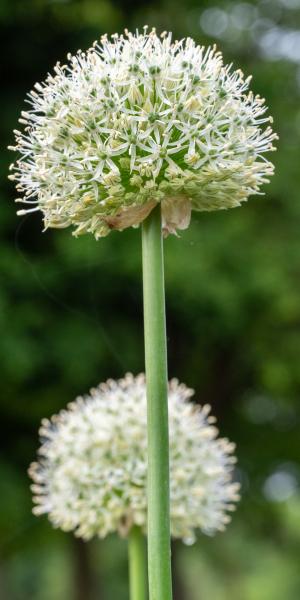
29,373 -> 240,544
9,28 -> 277,238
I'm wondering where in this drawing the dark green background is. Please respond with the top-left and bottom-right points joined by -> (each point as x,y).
1,1 -> 300,598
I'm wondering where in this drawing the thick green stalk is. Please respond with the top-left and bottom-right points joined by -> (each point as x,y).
142,204 -> 173,600
128,526 -> 147,600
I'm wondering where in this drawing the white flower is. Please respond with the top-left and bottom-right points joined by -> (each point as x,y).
29,373 -> 240,544
9,28 -> 277,239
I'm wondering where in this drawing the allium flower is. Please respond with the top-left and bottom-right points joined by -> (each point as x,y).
29,374 -> 240,544
9,28 -> 277,238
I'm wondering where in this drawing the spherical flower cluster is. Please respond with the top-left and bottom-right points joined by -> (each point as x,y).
29,373 -> 240,544
9,28 -> 277,239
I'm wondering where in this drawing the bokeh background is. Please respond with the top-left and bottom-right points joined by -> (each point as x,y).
1,1 -> 300,598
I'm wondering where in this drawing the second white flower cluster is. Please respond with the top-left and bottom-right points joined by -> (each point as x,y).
29,373 -> 240,545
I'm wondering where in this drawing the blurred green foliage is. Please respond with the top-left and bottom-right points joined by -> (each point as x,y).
1,0 -> 300,598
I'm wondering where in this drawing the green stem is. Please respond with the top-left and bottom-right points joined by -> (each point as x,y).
142,204 -> 173,600
128,526 -> 147,600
